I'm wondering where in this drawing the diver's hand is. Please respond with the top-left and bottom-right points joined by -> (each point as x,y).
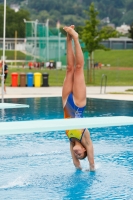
82,167 -> 95,172
90,164 -> 95,172
75,164 -> 82,170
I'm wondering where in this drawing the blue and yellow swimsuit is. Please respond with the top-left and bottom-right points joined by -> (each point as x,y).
64,93 -> 86,142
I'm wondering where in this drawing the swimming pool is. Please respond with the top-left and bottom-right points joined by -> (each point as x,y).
0,97 -> 133,200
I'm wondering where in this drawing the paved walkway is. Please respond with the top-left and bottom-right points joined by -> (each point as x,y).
0,86 -> 133,101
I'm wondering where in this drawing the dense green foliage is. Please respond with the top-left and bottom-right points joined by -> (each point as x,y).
0,1 -> 133,38
1,0 -> 133,27
0,4 -> 30,38
80,3 -> 118,83
81,3 -> 118,55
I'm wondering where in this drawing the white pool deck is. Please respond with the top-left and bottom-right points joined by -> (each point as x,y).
0,86 -> 133,101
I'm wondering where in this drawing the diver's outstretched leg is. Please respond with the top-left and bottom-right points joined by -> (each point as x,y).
63,26 -> 86,107
62,25 -> 75,106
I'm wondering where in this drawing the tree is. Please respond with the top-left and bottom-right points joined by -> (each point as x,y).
128,22 -> 133,40
0,5 -> 30,38
81,3 -> 118,83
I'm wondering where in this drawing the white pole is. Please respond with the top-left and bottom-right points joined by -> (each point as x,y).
23,19 -> 38,64
46,19 -> 49,61
2,0 -> 6,103
34,20 -> 37,62
58,32 -> 61,62
34,19 -> 38,62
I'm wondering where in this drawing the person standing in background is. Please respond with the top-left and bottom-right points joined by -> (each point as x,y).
0,61 -> 8,93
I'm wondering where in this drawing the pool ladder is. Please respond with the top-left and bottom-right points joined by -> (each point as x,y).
100,74 -> 107,94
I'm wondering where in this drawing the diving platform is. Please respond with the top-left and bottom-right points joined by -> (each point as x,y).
0,116 -> 133,136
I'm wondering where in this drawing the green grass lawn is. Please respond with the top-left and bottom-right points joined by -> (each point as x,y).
0,49 -> 133,67
4,67 -> 133,87
91,68 -> 133,86
1,49 -> 133,86
0,50 -> 26,60
94,50 -> 133,67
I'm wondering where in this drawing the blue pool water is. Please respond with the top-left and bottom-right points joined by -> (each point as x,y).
0,97 -> 133,200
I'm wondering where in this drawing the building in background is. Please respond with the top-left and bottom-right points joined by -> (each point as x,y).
10,4 -> 20,12
0,38 -> 25,51
101,37 -> 133,49
116,23 -> 130,34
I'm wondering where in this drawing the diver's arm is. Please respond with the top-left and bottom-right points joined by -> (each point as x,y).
70,142 -> 82,170
83,130 -> 95,171
85,141 -> 95,171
